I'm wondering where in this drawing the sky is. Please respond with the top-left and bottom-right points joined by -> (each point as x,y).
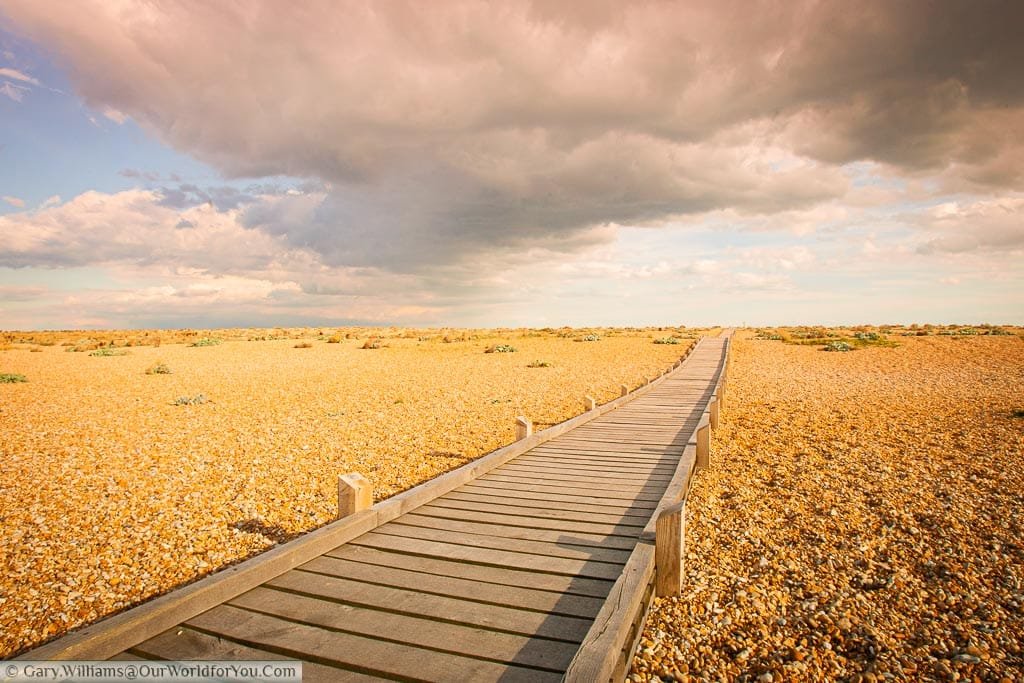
1,1 -> 1021,330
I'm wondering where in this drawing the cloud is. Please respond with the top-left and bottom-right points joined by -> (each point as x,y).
0,81 -> 26,101
2,195 -> 25,207
5,0 -> 1021,274
0,66 -> 39,85
913,197 -> 1024,254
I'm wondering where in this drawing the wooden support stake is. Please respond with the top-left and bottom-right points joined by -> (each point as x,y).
695,421 -> 711,470
709,395 -> 720,430
584,395 -> 596,411
620,384 -> 628,397
655,501 -> 686,596
515,415 -> 533,440
338,472 -> 372,519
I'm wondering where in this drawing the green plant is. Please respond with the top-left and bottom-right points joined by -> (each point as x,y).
485,344 -> 517,353
0,373 -> 27,383
173,394 -> 207,405
527,360 -> 552,367
823,340 -> 853,352
89,348 -> 129,357
190,338 -> 222,347
146,362 -> 171,375
958,327 -> 978,335
653,337 -> 681,345
853,332 -> 881,341
989,327 -> 1013,336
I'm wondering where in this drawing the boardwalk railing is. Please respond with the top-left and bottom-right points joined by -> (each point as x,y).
564,335 -> 731,682
17,338 -> 712,663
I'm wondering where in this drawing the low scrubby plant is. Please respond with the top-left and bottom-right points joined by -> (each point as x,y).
854,331 -> 881,341
823,340 -> 853,352
485,344 -> 517,353
294,342 -> 313,348
190,338 -> 221,347
326,335 -> 342,343
653,337 -> 681,345
146,362 -> 171,375
89,348 -> 129,357
361,338 -> 383,349
1,372 -> 28,383
579,334 -> 601,342
527,360 -> 551,367
173,393 -> 207,405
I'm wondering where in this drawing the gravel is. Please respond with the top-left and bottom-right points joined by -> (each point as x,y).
632,333 -> 1024,682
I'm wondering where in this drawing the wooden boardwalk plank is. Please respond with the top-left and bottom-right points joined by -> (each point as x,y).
466,478 -> 664,503
374,521 -> 634,564
131,627 -> 358,682
348,532 -> 626,580
396,513 -> 639,550
326,545 -> 616,597
266,571 -> 594,641
424,497 -> 649,527
187,605 -> 561,682
231,586 -> 580,671
297,556 -> 604,618
410,504 -> 646,538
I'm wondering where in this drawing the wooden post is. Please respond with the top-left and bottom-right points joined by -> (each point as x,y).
620,384 -> 628,397
709,395 -> 719,430
338,472 -> 372,519
695,420 -> 711,470
584,395 -> 596,411
515,416 -> 532,440
655,501 -> 685,596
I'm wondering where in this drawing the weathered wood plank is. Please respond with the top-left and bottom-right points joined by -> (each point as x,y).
231,586 -> 580,671
410,504 -> 646,538
469,478 -> 665,502
348,533 -> 626,580
131,627 -> 354,683
373,522 -> 634,564
325,545 -> 616,597
266,571 -> 595,641
442,489 -> 657,517
395,513 -> 639,550
478,472 -> 670,495
425,497 -> 649,527
187,605 -> 561,682
295,556 -> 604,618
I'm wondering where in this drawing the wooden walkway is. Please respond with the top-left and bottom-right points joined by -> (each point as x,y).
20,334 -> 731,681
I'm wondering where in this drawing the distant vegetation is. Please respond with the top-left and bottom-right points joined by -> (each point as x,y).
527,360 -> 552,367
89,348 -> 129,357
653,336 -> 682,345
485,344 -> 517,353
190,338 -> 222,347
146,362 -> 171,375
1,373 -> 27,383
173,394 -> 207,405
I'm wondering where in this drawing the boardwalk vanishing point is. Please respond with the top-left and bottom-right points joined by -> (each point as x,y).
19,332 -> 732,682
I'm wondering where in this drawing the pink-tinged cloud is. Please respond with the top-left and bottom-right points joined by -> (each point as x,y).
0,66 -> 39,85
4,0 -> 1022,274
2,195 -> 25,208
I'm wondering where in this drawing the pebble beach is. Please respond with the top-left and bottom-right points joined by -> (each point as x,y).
632,333 -> 1024,682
